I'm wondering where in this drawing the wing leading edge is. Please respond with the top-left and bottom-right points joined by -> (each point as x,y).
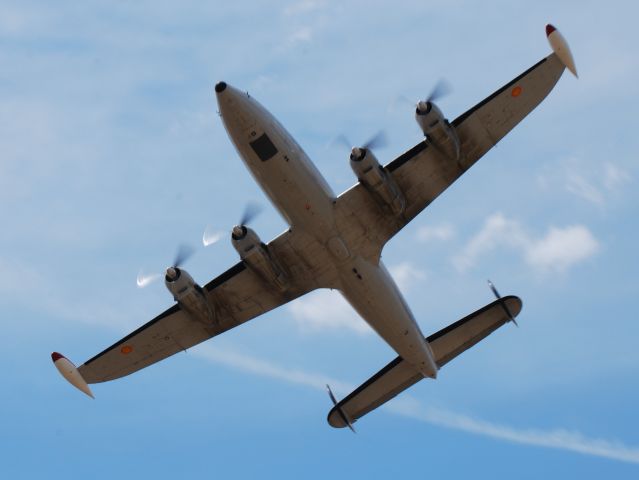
76,230 -> 319,384
336,53 -> 565,249
327,296 -> 523,428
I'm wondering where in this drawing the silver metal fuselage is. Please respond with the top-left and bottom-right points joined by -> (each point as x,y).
216,83 -> 437,378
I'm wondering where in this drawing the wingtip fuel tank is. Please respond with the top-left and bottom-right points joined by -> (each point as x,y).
51,352 -> 94,399
546,23 -> 578,78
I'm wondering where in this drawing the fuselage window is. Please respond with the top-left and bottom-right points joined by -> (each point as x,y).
250,133 -> 278,162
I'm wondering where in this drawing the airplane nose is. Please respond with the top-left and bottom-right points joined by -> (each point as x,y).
215,81 -> 227,93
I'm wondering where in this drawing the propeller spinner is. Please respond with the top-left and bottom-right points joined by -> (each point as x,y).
416,79 -> 451,115
203,202 -> 263,245
335,131 -> 387,161
137,243 -> 195,288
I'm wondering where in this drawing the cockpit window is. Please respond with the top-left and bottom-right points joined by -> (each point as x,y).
250,133 -> 278,162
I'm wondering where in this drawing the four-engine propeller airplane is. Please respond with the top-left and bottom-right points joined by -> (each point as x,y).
52,25 -> 576,429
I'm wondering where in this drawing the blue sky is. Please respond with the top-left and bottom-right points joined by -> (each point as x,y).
2,0 -> 638,477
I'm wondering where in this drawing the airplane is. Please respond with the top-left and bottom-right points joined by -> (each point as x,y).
52,25 -> 577,430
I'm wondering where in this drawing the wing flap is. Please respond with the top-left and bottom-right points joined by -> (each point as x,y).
327,296 -> 523,428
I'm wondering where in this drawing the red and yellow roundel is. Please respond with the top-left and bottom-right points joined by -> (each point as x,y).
511,86 -> 522,97
120,345 -> 133,355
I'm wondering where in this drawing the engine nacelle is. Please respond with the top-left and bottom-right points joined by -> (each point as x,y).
350,148 -> 405,216
232,226 -> 288,291
415,101 -> 460,160
165,267 -> 216,325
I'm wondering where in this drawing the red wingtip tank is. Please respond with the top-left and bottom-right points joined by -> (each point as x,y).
51,352 -> 94,399
546,23 -> 578,78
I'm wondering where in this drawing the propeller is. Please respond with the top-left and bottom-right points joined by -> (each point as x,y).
326,384 -> 356,433
391,79 -> 451,115
203,202 -> 264,246
333,130 -> 387,161
239,202 -> 262,227
172,244 -> 194,268
425,79 -> 452,104
389,79 -> 452,114
136,243 -> 195,288
487,280 -> 518,327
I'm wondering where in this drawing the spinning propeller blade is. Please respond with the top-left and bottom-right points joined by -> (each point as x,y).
332,134 -> 352,150
239,202 -> 263,227
173,243 -> 194,268
425,79 -> 452,103
487,280 -> 518,327
326,384 -> 356,433
362,130 -> 387,151
332,131 -> 387,152
137,244 -> 195,288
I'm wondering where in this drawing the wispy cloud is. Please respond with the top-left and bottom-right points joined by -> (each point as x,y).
388,402 -> 639,465
525,225 -> 599,273
538,158 -> 631,207
453,213 -> 599,274
194,343 -> 353,394
453,213 -> 529,272
603,162 -> 631,191
288,288 -> 371,334
192,344 -> 639,465
416,224 -> 455,242
289,26 -> 313,44
288,262 -> 426,334
388,262 -> 426,291
283,0 -> 325,17
280,0 -> 329,48
565,171 -> 605,206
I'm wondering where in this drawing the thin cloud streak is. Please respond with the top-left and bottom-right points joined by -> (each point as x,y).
193,344 -> 639,465
453,212 -> 599,274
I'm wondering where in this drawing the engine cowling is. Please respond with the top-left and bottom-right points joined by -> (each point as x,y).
232,226 -> 288,291
415,101 -> 460,160
165,267 -> 216,324
350,147 -> 405,216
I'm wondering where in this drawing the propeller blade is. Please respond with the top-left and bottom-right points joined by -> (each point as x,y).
426,79 -> 452,103
327,384 -> 338,406
326,384 -> 356,433
389,94 -> 415,113
202,226 -> 225,247
136,270 -> 161,288
363,130 -> 387,151
332,134 -> 352,150
173,243 -> 194,268
487,279 -> 501,299
239,202 -> 262,226
487,280 -> 518,327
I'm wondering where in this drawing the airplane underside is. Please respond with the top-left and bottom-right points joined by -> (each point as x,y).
52,23 -> 577,429
215,81 -> 439,379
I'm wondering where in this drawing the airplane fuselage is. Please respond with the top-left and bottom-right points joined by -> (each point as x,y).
215,82 -> 438,378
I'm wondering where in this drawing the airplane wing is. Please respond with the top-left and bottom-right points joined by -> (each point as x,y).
327,296 -> 523,428
336,53 -> 565,247
77,230 -> 318,384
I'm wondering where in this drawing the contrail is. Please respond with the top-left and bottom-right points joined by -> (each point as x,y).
193,344 -> 639,465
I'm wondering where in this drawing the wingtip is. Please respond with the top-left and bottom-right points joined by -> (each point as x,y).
51,352 -> 65,362
545,23 -> 578,78
51,352 -> 95,399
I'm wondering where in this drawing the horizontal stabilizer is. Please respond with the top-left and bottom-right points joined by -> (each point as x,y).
327,296 -> 522,428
